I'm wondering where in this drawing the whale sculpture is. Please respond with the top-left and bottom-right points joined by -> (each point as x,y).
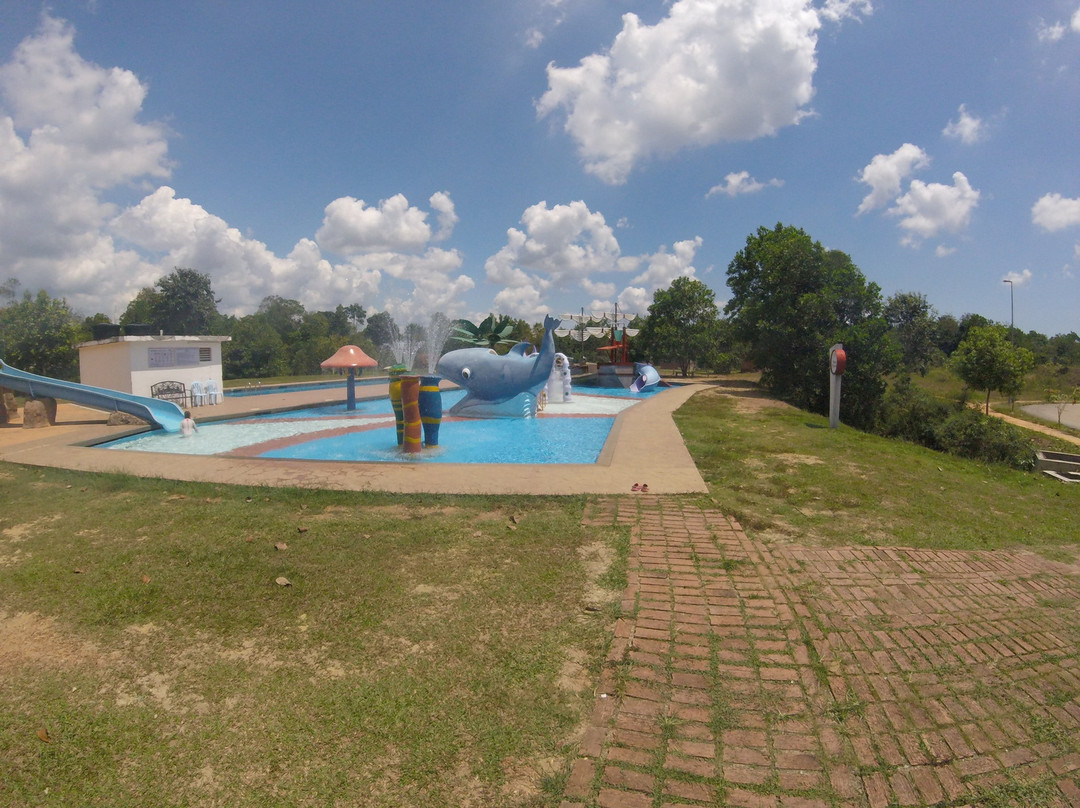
436,314 -> 559,418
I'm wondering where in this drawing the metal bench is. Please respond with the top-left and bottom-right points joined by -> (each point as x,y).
150,381 -> 188,408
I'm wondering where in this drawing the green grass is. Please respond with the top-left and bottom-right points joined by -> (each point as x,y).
674,385 -> 1080,559
0,469 -> 627,807
5,378 -> 1080,805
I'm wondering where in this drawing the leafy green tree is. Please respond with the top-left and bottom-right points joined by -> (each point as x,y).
256,295 -> 305,341
932,314 -> 961,356
0,289 -> 83,378
884,291 -> 939,375
120,286 -> 161,327
150,268 -> 220,334
222,315 -> 286,379
951,324 -> 1035,413
1,277 -> 19,304
287,312 -> 336,375
725,223 -> 897,429
344,304 -> 367,332
1048,332 -> 1080,368
636,277 -> 724,377
363,311 -> 399,348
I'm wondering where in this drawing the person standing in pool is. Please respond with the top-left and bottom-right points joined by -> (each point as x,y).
180,411 -> 198,437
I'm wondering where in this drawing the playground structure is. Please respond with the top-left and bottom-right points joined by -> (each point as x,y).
436,314 -> 561,418
320,344 -> 378,411
554,308 -> 660,391
0,358 -> 185,432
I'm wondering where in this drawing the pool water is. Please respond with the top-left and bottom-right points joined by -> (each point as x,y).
102,387 -> 664,464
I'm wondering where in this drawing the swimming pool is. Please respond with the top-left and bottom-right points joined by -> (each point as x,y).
102,387 -> 663,464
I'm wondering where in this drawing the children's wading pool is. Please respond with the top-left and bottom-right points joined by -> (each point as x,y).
100,387 -> 666,465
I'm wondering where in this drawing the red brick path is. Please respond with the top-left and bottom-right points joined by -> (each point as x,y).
563,496 -> 1080,807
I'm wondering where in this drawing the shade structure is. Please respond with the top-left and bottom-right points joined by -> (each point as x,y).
320,345 -> 378,370
321,345 -> 378,411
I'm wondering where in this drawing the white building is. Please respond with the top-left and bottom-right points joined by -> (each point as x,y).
78,332 -> 231,403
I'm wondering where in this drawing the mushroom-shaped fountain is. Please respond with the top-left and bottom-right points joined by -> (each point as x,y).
320,345 -> 378,410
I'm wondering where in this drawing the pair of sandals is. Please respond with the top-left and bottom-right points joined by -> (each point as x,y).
631,483 -> 649,492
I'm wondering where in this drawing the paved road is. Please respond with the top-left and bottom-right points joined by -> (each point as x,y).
1023,402 -> 1080,433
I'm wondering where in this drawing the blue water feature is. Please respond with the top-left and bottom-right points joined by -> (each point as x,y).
100,387 -> 665,464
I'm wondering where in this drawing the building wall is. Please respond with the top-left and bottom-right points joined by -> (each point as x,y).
78,341 -> 133,393
79,336 -> 230,401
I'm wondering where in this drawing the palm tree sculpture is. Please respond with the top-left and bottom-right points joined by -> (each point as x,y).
450,314 -> 518,351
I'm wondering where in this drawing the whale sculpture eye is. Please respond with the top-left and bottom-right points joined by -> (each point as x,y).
461,367 -> 471,379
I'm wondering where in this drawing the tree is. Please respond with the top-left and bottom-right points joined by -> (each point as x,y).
257,295 -> 305,341
222,315 -> 286,379
635,277 -> 724,377
120,286 -> 161,327
951,324 -> 1035,414
1,277 -> 19,304
150,268 -> 220,334
363,311 -> 399,348
0,289 -> 83,379
725,223 -> 897,428
884,291 -> 939,375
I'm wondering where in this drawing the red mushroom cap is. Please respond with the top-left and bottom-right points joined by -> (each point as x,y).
320,345 -> 378,369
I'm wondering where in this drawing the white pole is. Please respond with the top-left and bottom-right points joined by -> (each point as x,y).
829,343 -> 844,429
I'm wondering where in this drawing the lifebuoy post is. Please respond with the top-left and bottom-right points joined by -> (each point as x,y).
829,344 -> 846,429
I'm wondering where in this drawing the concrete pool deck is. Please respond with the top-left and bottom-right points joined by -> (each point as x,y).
0,381 -> 709,495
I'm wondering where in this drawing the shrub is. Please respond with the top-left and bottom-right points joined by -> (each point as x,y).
876,376 -> 1036,470
875,376 -> 956,448
933,408 -> 1036,470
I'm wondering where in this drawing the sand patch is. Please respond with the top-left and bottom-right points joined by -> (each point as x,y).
0,610 -> 99,671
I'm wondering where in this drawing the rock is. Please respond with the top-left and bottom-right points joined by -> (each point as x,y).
0,388 -> 12,424
22,398 -> 55,428
107,411 -> 147,426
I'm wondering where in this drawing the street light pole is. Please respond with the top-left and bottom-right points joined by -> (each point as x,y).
1003,279 -> 1014,330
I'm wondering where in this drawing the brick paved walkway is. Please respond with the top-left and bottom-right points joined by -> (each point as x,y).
565,496 -> 1080,808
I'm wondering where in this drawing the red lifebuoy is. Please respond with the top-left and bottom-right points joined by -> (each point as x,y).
831,348 -> 847,375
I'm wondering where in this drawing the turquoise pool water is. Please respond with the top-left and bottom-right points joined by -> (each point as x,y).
102,387 -> 664,464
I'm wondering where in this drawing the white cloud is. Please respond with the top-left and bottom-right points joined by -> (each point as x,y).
0,15 -> 172,314
706,171 -> 784,197
819,0 -> 874,23
934,244 -> 957,258
428,191 -> 458,241
1003,268 -> 1033,287
855,143 -> 930,214
485,200 -> 621,287
484,201 -> 701,319
492,283 -> 548,324
1032,192 -> 1080,231
1073,7 -> 1080,33
537,0 -> 822,184
1037,19 -> 1066,43
629,238 -> 702,290
888,171 -> 980,246
581,277 -> 616,299
315,193 -> 443,255
942,104 -> 986,145
617,286 -> 652,315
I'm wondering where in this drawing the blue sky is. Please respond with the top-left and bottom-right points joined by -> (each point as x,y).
1,1 -> 1078,336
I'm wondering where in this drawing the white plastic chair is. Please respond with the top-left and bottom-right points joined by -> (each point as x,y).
190,380 -> 205,406
205,380 -> 222,404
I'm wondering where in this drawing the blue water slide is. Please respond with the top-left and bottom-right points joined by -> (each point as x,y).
0,358 -> 184,432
